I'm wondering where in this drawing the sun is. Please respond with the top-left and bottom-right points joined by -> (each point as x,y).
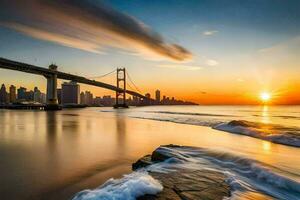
260,92 -> 271,102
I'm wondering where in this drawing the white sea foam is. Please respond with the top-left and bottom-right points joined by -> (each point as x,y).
154,146 -> 300,199
71,171 -> 163,200
214,120 -> 300,147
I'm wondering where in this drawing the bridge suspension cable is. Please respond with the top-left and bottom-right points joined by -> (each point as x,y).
88,69 -> 116,80
125,71 -> 142,94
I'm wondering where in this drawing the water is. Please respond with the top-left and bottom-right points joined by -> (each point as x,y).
0,105 -> 300,200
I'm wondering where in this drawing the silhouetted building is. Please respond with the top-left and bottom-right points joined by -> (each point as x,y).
80,92 -> 85,105
0,84 -> 7,104
25,90 -> 34,101
41,93 -> 46,104
17,87 -> 27,100
57,89 -> 62,104
155,90 -> 161,103
61,81 -> 80,105
102,95 -> 114,106
85,91 -> 93,106
33,87 -> 42,103
9,85 -> 16,103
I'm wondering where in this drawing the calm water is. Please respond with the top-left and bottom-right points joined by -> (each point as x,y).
0,106 -> 300,200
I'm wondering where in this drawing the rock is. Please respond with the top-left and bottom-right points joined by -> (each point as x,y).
132,155 -> 153,170
135,145 -> 231,200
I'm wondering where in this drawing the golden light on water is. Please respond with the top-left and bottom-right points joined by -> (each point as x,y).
260,92 -> 271,102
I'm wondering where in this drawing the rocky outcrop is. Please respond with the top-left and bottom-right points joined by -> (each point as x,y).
133,145 -> 231,200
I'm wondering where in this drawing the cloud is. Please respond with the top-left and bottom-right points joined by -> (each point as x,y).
206,59 -> 219,66
0,0 -> 192,61
157,64 -> 202,70
202,30 -> 218,36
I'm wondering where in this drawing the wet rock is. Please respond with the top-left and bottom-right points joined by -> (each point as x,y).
132,155 -> 153,170
135,145 -> 231,200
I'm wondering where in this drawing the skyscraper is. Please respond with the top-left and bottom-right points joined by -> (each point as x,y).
9,85 -> 16,103
17,87 -> 27,100
84,91 -> 93,106
155,90 -> 161,103
33,87 -> 42,103
0,84 -> 7,104
80,92 -> 85,105
61,81 -> 80,105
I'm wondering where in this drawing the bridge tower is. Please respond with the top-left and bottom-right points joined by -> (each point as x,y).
114,68 -> 128,108
45,64 -> 61,110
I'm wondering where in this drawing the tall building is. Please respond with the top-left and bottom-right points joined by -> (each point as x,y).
80,92 -> 85,105
61,81 -> 80,105
0,84 -> 7,104
40,93 -> 47,104
85,91 -> 93,106
57,89 -> 62,104
155,90 -> 161,103
33,87 -> 42,103
9,85 -> 16,103
17,87 -> 27,100
25,90 -> 34,101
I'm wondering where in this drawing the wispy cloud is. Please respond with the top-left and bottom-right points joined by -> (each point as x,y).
202,30 -> 218,36
0,0 -> 192,61
206,59 -> 219,66
157,64 -> 202,70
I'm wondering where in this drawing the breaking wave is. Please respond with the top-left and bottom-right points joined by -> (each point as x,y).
71,145 -> 300,200
214,120 -> 300,147
149,146 -> 300,200
71,171 -> 162,200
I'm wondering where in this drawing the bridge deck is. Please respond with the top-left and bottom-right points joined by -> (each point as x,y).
0,57 -> 146,99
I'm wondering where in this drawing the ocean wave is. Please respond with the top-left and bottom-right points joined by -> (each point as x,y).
132,114 -> 300,147
152,146 -> 300,199
214,120 -> 300,147
145,111 -> 236,117
71,145 -> 300,200
71,171 -> 162,200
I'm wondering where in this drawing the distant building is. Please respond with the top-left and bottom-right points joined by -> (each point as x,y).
102,95 -> 114,106
93,96 -> 102,106
9,85 -> 16,103
57,89 -> 62,104
85,91 -> 93,106
33,87 -> 42,103
40,93 -> 47,104
61,81 -> 80,105
17,87 -> 27,100
155,90 -> 161,103
0,84 -> 7,104
25,90 -> 34,101
80,92 -> 85,105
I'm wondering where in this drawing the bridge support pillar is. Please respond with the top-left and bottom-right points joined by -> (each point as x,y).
114,68 -> 128,108
45,64 -> 61,110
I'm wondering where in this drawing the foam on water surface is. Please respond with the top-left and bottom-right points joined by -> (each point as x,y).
72,171 -> 163,200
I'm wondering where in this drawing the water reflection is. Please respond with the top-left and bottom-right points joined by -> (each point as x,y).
261,105 -> 270,124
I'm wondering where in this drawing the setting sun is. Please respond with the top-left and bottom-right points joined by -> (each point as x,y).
260,92 -> 271,102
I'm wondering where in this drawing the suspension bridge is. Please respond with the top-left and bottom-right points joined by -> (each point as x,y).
0,57 -> 152,110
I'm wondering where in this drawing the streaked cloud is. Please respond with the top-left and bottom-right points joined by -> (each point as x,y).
157,64 -> 202,70
0,0 -> 192,61
202,30 -> 218,36
206,59 -> 219,66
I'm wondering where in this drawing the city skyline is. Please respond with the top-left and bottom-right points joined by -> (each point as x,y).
1,0 -> 300,104
0,82 -> 196,107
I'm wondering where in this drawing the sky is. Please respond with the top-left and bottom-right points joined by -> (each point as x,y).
0,0 -> 300,104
